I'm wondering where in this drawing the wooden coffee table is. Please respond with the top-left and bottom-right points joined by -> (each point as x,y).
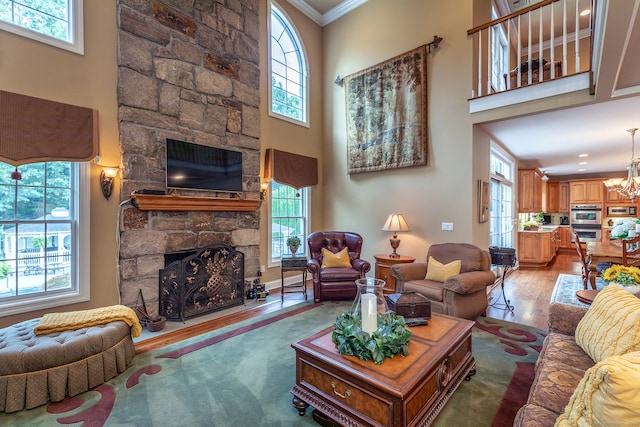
291,313 -> 475,426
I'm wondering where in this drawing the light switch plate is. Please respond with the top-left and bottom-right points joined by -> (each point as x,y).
442,222 -> 454,231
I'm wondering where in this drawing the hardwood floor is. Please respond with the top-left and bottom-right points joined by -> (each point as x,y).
487,250 -> 581,330
135,251 -> 582,352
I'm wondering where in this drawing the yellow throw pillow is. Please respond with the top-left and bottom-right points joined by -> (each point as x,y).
321,247 -> 352,268
555,351 -> 640,427
425,256 -> 461,282
575,284 -> 640,363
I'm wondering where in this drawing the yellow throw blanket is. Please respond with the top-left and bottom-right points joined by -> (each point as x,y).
34,305 -> 142,337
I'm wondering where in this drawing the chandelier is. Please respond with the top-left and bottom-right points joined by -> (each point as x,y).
604,128 -> 640,202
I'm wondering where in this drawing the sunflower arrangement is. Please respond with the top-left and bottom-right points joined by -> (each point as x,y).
602,264 -> 640,287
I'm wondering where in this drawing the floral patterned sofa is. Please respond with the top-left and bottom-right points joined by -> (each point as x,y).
513,303 -> 592,425
514,285 -> 640,426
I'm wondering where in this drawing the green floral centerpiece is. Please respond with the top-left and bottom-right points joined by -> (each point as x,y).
332,311 -> 412,364
602,264 -> 640,290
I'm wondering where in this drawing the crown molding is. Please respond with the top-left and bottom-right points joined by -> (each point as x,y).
286,0 -> 323,25
322,0 -> 369,26
288,0 -> 368,26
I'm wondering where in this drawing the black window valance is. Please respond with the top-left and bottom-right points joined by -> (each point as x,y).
0,90 -> 99,167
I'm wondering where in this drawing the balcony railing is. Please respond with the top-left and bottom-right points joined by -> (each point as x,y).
468,0 -> 595,99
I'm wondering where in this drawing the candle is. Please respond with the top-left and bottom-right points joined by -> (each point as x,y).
360,293 -> 377,335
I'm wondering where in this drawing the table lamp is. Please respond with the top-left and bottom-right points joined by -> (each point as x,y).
381,214 -> 410,258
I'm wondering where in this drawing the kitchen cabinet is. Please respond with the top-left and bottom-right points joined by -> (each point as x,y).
605,188 -> 634,204
559,226 -> 573,249
546,182 -> 559,212
559,181 -> 570,212
569,180 -> 603,204
519,169 -> 543,213
545,181 -> 570,213
518,230 -> 557,266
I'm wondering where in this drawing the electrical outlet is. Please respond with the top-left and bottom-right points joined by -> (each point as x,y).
260,265 -> 266,273
442,222 -> 454,231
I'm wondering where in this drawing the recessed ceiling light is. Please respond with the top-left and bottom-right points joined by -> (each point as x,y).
578,168 -> 587,172
579,162 -> 587,165
580,9 -> 591,16
578,154 -> 589,158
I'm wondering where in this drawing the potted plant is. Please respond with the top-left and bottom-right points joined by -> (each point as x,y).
287,235 -> 301,256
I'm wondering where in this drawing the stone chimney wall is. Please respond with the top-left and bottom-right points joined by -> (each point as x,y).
116,0 -> 261,314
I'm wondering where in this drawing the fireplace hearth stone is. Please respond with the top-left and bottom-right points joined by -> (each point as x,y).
159,244 -> 244,321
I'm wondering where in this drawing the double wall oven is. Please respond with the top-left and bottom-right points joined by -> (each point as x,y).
571,204 -> 602,242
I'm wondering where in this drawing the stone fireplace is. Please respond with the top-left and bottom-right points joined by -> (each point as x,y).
116,0 -> 261,316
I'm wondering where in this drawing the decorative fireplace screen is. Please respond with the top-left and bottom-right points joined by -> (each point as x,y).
159,244 -> 245,321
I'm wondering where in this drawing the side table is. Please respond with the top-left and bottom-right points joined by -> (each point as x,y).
280,255 -> 308,302
374,254 -> 416,294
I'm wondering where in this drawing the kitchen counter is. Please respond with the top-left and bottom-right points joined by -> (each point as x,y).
519,225 -> 559,233
518,226 -> 561,266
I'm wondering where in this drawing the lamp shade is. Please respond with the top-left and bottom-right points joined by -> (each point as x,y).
381,214 -> 410,232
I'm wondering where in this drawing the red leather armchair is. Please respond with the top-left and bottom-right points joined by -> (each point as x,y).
307,231 -> 371,303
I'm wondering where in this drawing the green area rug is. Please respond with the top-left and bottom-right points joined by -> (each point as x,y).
0,302 -> 546,426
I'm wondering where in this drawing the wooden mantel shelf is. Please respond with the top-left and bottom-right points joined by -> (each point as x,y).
131,194 -> 262,212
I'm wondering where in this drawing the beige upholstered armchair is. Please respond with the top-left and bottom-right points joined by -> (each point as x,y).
390,243 -> 495,320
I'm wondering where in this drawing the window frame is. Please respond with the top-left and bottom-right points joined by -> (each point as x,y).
268,181 -> 310,267
0,0 -> 84,55
490,4 -> 509,92
489,144 -> 515,249
268,1 -> 309,127
0,162 -> 90,317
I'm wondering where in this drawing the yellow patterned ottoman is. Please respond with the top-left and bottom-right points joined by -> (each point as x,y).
0,318 -> 136,413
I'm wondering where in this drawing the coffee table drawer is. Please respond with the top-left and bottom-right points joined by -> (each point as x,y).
299,358 -> 393,426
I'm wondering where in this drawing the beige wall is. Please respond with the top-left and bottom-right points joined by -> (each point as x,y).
258,0 -> 325,283
0,2 -> 120,327
322,0 -> 483,265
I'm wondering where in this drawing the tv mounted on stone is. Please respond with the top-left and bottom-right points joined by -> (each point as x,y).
165,139 -> 243,192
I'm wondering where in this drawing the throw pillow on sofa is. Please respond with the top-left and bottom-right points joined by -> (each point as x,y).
555,351 -> 640,426
574,284 -> 640,362
321,247 -> 352,268
425,256 -> 461,282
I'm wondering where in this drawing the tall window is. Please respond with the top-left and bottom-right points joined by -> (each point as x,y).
490,5 -> 508,92
269,181 -> 309,265
0,0 -> 84,54
269,2 -> 308,126
490,145 -> 515,248
0,161 -> 89,316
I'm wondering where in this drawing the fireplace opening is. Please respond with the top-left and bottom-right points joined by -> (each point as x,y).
159,244 -> 245,321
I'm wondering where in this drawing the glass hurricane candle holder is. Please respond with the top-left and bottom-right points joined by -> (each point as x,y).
351,278 -> 389,335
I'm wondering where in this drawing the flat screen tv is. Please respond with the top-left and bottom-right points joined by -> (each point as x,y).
166,139 -> 243,192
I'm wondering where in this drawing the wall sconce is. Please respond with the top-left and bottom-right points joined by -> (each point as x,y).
100,167 -> 119,199
260,181 -> 269,200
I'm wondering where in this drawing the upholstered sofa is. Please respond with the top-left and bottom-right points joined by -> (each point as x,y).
390,243 -> 495,320
514,285 -> 640,426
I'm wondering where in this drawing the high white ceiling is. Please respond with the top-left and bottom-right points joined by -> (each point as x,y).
291,0 -> 640,179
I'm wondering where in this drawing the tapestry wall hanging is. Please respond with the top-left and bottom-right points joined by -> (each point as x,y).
344,45 -> 428,174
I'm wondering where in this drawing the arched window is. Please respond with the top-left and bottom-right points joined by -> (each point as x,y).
269,3 -> 308,126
